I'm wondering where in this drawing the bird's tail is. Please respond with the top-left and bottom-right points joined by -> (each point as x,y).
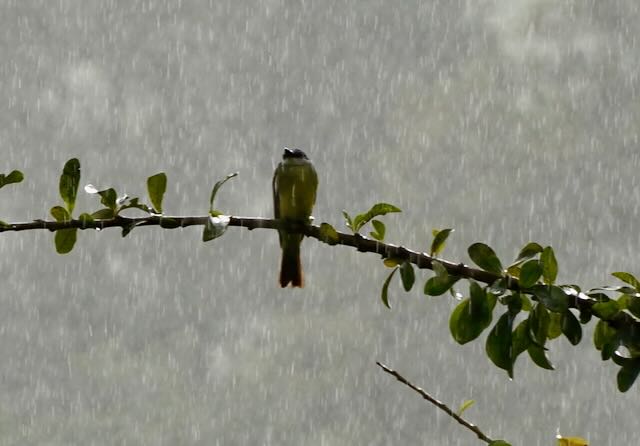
279,236 -> 304,288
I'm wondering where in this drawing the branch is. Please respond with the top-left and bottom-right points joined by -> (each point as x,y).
0,215 -> 625,323
376,362 -> 494,443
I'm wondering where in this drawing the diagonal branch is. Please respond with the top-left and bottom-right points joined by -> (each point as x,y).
376,361 -> 494,444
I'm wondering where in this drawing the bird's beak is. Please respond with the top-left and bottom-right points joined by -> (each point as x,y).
284,148 -> 294,156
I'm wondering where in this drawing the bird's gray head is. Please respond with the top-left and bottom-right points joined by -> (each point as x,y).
283,148 -> 309,160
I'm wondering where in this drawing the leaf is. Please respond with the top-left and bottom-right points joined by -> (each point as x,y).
468,243 -> 503,275
342,211 -> 354,230
449,282 -> 493,344
399,261 -> 415,292
485,312 -> 514,376
98,188 -> 117,210
556,435 -> 589,446
209,172 -> 238,214
118,197 -> 153,214
424,274 -> 459,296
529,303 -> 550,345
593,320 -> 618,360
540,246 -> 558,285
489,441 -> 512,446
59,158 -> 80,214
121,221 -> 137,237
528,343 -> 554,370
514,242 -> 543,264
369,219 -> 385,241
430,228 -> 454,256
55,228 -> 77,254
78,213 -> 94,227
147,172 -> 167,213
547,312 -> 563,340
511,319 -> 531,360
561,310 -> 582,345
612,271 -> 640,291
456,399 -> 475,416
530,285 -> 569,313
617,358 -> 640,392
319,223 -> 339,245
626,296 -> 640,319
383,257 -> 401,268
592,301 -> 620,320
202,215 -> 230,242
519,260 -> 542,288
381,267 -> 398,309
0,170 -> 24,189
50,206 -> 70,222
352,203 -> 401,233
91,208 -> 115,219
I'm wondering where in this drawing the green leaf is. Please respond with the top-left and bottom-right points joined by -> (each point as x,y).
540,246 -> 558,285
530,285 -> 568,313
529,303 -> 550,345
50,206 -> 70,222
424,274 -> 459,296
593,320 -> 618,360
352,203 -> 401,233
202,215 -> 230,242
0,220 -> 9,228
486,312 -> 514,376
147,172 -> 167,213
208,172 -> 238,214
456,400 -> 475,416
319,223 -> 339,245
519,260 -> 542,288
488,440 -> 512,446
119,197 -> 153,214
449,282 -> 493,344
627,296 -> 640,319
468,243 -> 503,275
399,261 -> 415,292
617,358 -> 640,392
369,219 -> 385,241
561,310 -> 582,345
511,319 -> 531,360
430,228 -> 454,256
381,267 -> 398,309
0,170 -> 24,189
547,312 -> 563,340
527,343 -> 554,370
55,228 -> 77,254
98,188 -> 117,210
342,211 -> 354,230
592,301 -> 620,320
514,242 -> 543,264
612,271 -> 640,291
59,158 -> 80,214
77,213 -> 94,229
91,208 -> 115,219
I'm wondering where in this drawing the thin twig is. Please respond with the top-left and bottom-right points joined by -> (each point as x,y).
376,361 -> 494,444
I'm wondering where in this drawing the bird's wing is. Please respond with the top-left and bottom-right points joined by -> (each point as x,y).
272,163 -> 280,219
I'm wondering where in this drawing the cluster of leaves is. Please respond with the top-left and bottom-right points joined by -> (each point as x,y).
368,219 -> 640,392
42,158 -> 237,252
46,159 -> 171,252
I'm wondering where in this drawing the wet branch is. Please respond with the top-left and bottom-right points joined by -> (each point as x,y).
0,214 -> 500,283
1,214 -> 636,330
376,361 -> 494,444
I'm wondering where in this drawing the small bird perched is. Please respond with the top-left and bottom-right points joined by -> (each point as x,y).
272,148 -> 318,287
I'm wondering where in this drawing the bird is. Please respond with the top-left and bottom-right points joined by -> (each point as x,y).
272,148 -> 318,287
